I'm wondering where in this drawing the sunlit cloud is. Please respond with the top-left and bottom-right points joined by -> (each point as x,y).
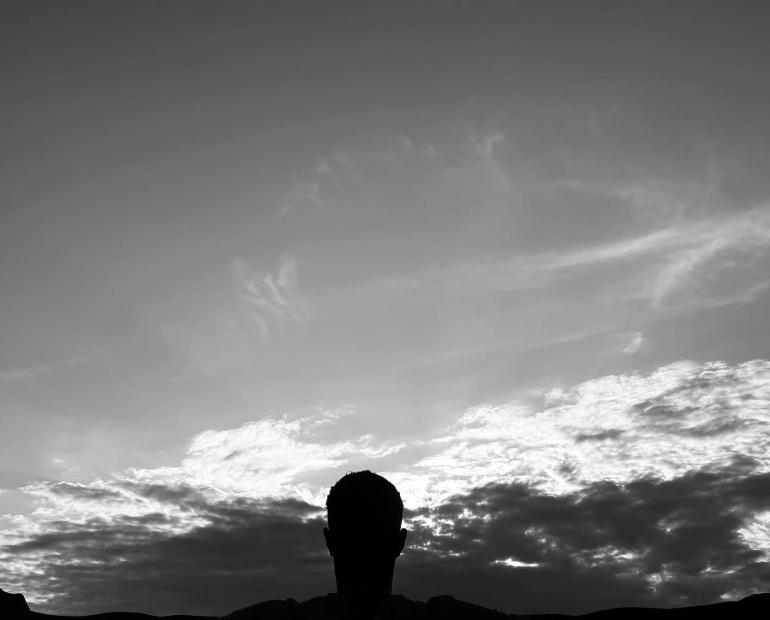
128,407 -> 404,503
492,558 -> 540,568
394,359 -> 770,505
622,332 -> 646,355
7,359 -> 769,525
2,359 -> 769,613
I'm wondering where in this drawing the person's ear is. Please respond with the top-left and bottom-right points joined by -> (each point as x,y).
323,527 -> 335,557
394,528 -> 407,557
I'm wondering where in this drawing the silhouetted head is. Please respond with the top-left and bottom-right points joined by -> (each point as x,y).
323,471 -> 407,605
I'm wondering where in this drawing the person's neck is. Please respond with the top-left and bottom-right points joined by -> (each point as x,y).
337,586 -> 391,617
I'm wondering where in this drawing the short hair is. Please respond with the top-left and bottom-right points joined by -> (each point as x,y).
326,470 -> 403,533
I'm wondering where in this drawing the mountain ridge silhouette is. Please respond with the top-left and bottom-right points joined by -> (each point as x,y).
2,589 -> 768,619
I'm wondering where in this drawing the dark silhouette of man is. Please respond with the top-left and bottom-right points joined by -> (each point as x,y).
1,470 -> 767,619
322,470 -> 409,618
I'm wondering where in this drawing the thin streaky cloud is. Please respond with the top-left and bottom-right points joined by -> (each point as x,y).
650,206 -> 770,308
330,204 -> 770,314
0,366 -> 51,383
275,181 -> 324,219
0,356 -> 91,384
231,257 -> 309,340
325,225 -> 683,298
554,178 -> 706,221
695,278 -> 770,310
477,205 -> 770,289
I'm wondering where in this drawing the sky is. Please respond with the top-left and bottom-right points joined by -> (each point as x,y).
1,0 -> 770,616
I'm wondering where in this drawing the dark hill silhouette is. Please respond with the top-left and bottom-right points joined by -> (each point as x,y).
2,471 -> 768,619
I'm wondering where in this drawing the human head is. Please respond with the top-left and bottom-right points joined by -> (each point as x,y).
326,470 -> 403,534
323,471 -> 407,599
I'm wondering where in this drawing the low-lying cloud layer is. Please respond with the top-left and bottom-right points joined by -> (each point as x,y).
2,359 -> 768,615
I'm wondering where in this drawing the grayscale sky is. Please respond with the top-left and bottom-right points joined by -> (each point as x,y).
1,0 -> 770,616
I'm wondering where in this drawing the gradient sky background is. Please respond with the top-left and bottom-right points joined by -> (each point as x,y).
2,0 -> 770,616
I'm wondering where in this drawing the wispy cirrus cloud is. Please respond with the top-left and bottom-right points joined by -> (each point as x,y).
232,257 -> 310,341
275,181 -> 325,219
0,356 -> 91,384
543,173 -> 770,311
0,366 -> 52,383
337,203 -> 770,317
273,130 -> 515,233
648,207 -> 770,309
282,133 -> 770,319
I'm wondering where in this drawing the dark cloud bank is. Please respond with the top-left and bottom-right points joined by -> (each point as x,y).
8,457 -> 770,617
